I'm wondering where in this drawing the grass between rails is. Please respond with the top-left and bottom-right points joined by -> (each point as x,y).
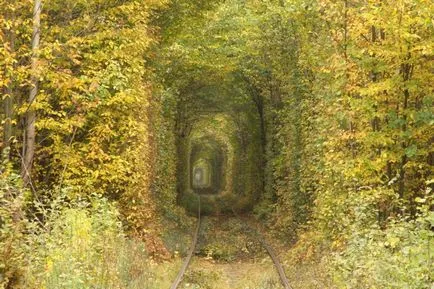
178,216 -> 286,289
180,259 -> 280,289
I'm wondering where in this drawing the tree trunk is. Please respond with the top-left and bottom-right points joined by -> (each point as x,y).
2,9 -> 16,162
22,0 -> 41,185
2,87 -> 13,161
397,56 -> 412,200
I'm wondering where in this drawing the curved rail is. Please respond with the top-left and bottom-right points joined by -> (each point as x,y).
245,223 -> 293,289
169,196 -> 201,289
233,208 -> 293,289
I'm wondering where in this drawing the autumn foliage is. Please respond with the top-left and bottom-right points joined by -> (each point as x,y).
1,0 -> 433,288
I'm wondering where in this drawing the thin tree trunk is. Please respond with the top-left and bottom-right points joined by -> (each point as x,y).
22,0 -> 41,185
2,10 -> 16,162
3,87 -> 13,161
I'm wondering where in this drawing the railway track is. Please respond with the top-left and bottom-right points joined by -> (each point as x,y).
169,196 -> 293,289
169,196 -> 202,289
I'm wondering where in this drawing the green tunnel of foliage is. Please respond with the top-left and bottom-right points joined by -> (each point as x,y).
177,110 -> 263,215
1,0 -> 433,288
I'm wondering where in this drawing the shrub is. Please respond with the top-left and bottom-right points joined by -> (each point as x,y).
0,170 -> 27,289
332,195 -> 434,289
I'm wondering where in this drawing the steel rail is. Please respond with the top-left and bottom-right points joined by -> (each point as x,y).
233,210 -> 294,289
169,196 -> 201,289
250,226 -> 294,289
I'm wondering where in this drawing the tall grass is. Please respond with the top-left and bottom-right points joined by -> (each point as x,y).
20,197 -> 180,289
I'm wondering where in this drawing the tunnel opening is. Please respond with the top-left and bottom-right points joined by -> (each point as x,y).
192,161 -> 209,188
190,137 -> 225,195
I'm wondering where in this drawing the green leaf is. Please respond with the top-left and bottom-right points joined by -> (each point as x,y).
405,145 -> 417,158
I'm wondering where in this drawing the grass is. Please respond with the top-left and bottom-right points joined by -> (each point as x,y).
11,198 -> 183,289
179,258 -> 281,289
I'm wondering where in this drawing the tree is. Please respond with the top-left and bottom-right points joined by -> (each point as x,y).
1,3 -> 18,162
22,0 -> 41,185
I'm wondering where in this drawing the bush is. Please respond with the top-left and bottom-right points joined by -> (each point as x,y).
0,171 -> 27,289
0,166 -> 182,289
332,197 -> 434,289
18,195 -> 150,288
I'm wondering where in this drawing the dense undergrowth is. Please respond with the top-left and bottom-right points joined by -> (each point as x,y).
0,170 -> 184,288
1,0 -> 433,288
